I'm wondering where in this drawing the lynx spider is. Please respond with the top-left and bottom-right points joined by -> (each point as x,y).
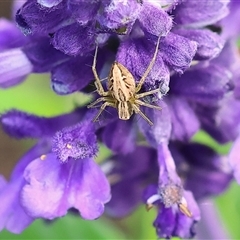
87,36 -> 161,125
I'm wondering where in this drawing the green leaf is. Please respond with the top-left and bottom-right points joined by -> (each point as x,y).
0,214 -> 126,240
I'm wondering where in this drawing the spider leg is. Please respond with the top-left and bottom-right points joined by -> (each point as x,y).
92,45 -> 109,96
135,99 -> 161,110
87,97 -> 111,108
93,102 -> 116,122
132,104 -> 153,126
136,88 -> 160,99
136,35 -> 161,93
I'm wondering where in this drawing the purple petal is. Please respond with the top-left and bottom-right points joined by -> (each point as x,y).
1,109 -> 83,139
0,18 -> 27,50
37,0 -> 63,8
116,37 -> 170,90
174,0 -> 230,28
73,157 -> 111,219
22,154 -> 110,220
173,191 -> 200,238
0,180 -> 33,233
168,97 -> 200,141
0,143 -> 45,233
196,94 -> 240,143
138,101 -> 171,147
97,0 -> 141,34
105,180 -> 141,218
23,37 -> 69,73
0,48 -> 32,88
111,145 -> 158,180
221,0 -> 240,38
105,146 -> 157,217
51,50 -> 105,94
51,23 -> 95,56
101,119 -> 136,154
174,28 -> 224,60
174,143 -> 232,199
154,206 -> 176,238
152,190 -> 200,239
16,0 -> 70,35
138,3 -> 172,36
11,141 -> 51,180
68,0 -> 100,25
160,33 -> 197,74
170,64 -> 232,106
52,120 -> 98,162
229,135 -> 240,184
1,110 -> 52,139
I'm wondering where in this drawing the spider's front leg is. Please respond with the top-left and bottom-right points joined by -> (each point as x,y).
92,44 -> 109,97
93,101 -> 116,122
87,97 -> 111,108
135,35 -> 161,93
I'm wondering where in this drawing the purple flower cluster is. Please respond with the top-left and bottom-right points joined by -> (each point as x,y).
0,0 -> 239,238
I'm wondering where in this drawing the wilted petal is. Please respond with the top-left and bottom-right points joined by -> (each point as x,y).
174,0 -> 230,28
22,154 -> 110,220
160,33 -> 197,74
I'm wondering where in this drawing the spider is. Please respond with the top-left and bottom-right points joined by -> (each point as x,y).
87,35 -> 161,125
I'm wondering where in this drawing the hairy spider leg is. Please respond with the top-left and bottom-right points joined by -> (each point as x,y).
91,45 -> 109,97
136,88 -> 160,99
135,99 -> 161,110
135,36 -> 161,93
132,104 -> 153,125
93,102 -> 116,122
87,96 -> 113,108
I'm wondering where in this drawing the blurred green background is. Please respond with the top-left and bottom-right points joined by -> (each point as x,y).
0,74 -> 239,240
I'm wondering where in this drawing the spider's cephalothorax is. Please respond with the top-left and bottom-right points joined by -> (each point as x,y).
87,36 -> 161,125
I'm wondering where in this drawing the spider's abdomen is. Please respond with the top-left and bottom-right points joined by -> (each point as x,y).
117,101 -> 133,120
108,62 -> 136,102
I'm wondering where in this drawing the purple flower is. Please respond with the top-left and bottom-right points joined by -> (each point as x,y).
103,145 -> 158,217
0,142 -> 49,233
22,152 -> 110,220
1,0 -> 239,239
0,108 -> 111,231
